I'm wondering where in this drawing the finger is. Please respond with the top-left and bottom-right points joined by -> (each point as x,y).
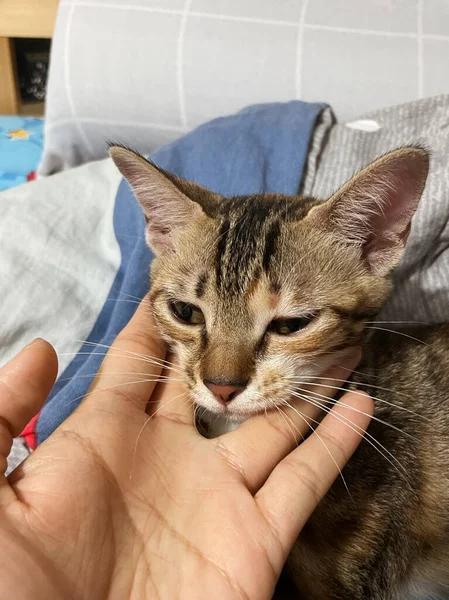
0,339 -> 57,470
147,354 -> 193,424
217,349 -> 361,492
87,296 -> 171,411
256,391 -> 373,554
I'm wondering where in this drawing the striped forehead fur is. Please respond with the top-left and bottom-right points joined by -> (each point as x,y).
212,194 -> 319,295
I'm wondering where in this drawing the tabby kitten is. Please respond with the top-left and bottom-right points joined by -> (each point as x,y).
110,144 -> 449,600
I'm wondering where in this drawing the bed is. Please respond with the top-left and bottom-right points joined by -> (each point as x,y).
2,4 -> 449,598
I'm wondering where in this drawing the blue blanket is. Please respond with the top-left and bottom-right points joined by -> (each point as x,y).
37,100 -> 326,443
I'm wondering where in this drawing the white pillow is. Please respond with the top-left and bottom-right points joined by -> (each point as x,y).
40,0 -> 449,174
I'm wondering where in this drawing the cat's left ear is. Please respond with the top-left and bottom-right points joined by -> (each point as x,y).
309,146 -> 429,275
109,145 -> 205,254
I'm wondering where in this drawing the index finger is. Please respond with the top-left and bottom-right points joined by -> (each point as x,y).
217,349 -> 361,492
256,391 -> 373,554
87,296 -> 172,411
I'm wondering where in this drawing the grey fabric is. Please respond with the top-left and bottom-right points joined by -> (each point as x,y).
6,437 -> 31,476
300,106 -> 335,195
302,94 -> 449,324
39,0 -> 449,175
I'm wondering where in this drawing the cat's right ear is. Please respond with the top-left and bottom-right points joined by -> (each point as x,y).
307,146 -> 429,276
109,145 -> 204,254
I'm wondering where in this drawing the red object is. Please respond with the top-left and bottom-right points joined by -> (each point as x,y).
27,171 -> 36,181
20,414 -> 38,450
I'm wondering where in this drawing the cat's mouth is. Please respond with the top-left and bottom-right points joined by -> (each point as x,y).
189,379 -> 296,422
194,399 -> 270,424
182,349 -> 352,423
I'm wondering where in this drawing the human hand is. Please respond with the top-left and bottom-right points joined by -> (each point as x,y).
0,297 -> 373,600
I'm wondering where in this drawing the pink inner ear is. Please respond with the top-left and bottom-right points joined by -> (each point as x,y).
323,150 -> 429,275
357,170 -> 419,273
147,221 -> 175,252
110,148 -> 201,255
368,167 -> 418,238
362,231 -> 404,274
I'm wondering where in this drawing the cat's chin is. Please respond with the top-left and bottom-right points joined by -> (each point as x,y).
195,405 -> 271,438
198,405 -> 247,423
205,416 -> 240,437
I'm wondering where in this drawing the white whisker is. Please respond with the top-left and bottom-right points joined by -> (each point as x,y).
365,326 -> 429,346
57,352 -> 183,378
275,405 -> 300,446
288,378 -> 429,422
130,390 -> 189,479
64,375 -> 181,408
366,320 -> 429,325
112,290 -> 145,302
104,298 -> 142,306
73,340 -> 184,375
58,371 -> 181,382
282,397 -> 351,498
290,390 -> 411,485
294,385 -> 419,442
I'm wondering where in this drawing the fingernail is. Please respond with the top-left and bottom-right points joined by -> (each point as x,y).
341,346 -> 362,363
25,337 -> 44,349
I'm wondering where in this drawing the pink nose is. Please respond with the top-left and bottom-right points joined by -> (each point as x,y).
204,380 -> 246,404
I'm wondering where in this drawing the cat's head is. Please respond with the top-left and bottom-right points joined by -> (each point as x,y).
110,145 -> 429,420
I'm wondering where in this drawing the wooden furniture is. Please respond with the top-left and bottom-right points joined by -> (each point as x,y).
0,0 -> 58,115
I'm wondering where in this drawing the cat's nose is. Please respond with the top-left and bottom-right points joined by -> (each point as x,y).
203,379 -> 247,404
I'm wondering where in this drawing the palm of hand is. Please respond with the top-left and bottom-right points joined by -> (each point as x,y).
7,404 -> 282,599
1,301 -> 371,600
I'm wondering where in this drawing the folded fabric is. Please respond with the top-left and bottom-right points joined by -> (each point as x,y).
34,100 -> 328,445
0,116 -> 43,191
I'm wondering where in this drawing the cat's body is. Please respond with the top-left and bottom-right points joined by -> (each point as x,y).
110,144 -> 449,598
286,324 -> 449,600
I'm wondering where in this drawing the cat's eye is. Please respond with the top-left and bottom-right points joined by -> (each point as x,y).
268,316 -> 312,335
170,301 -> 205,325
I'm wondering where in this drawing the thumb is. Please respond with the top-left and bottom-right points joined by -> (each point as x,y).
0,339 -> 58,476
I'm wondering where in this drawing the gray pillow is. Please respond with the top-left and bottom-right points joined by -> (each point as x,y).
303,94 -> 449,325
39,0 -> 449,175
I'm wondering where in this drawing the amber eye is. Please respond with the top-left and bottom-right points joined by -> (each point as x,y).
170,301 -> 205,325
268,317 -> 312,335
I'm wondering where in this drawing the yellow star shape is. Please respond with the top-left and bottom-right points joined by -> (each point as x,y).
7,129 -> 30,140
